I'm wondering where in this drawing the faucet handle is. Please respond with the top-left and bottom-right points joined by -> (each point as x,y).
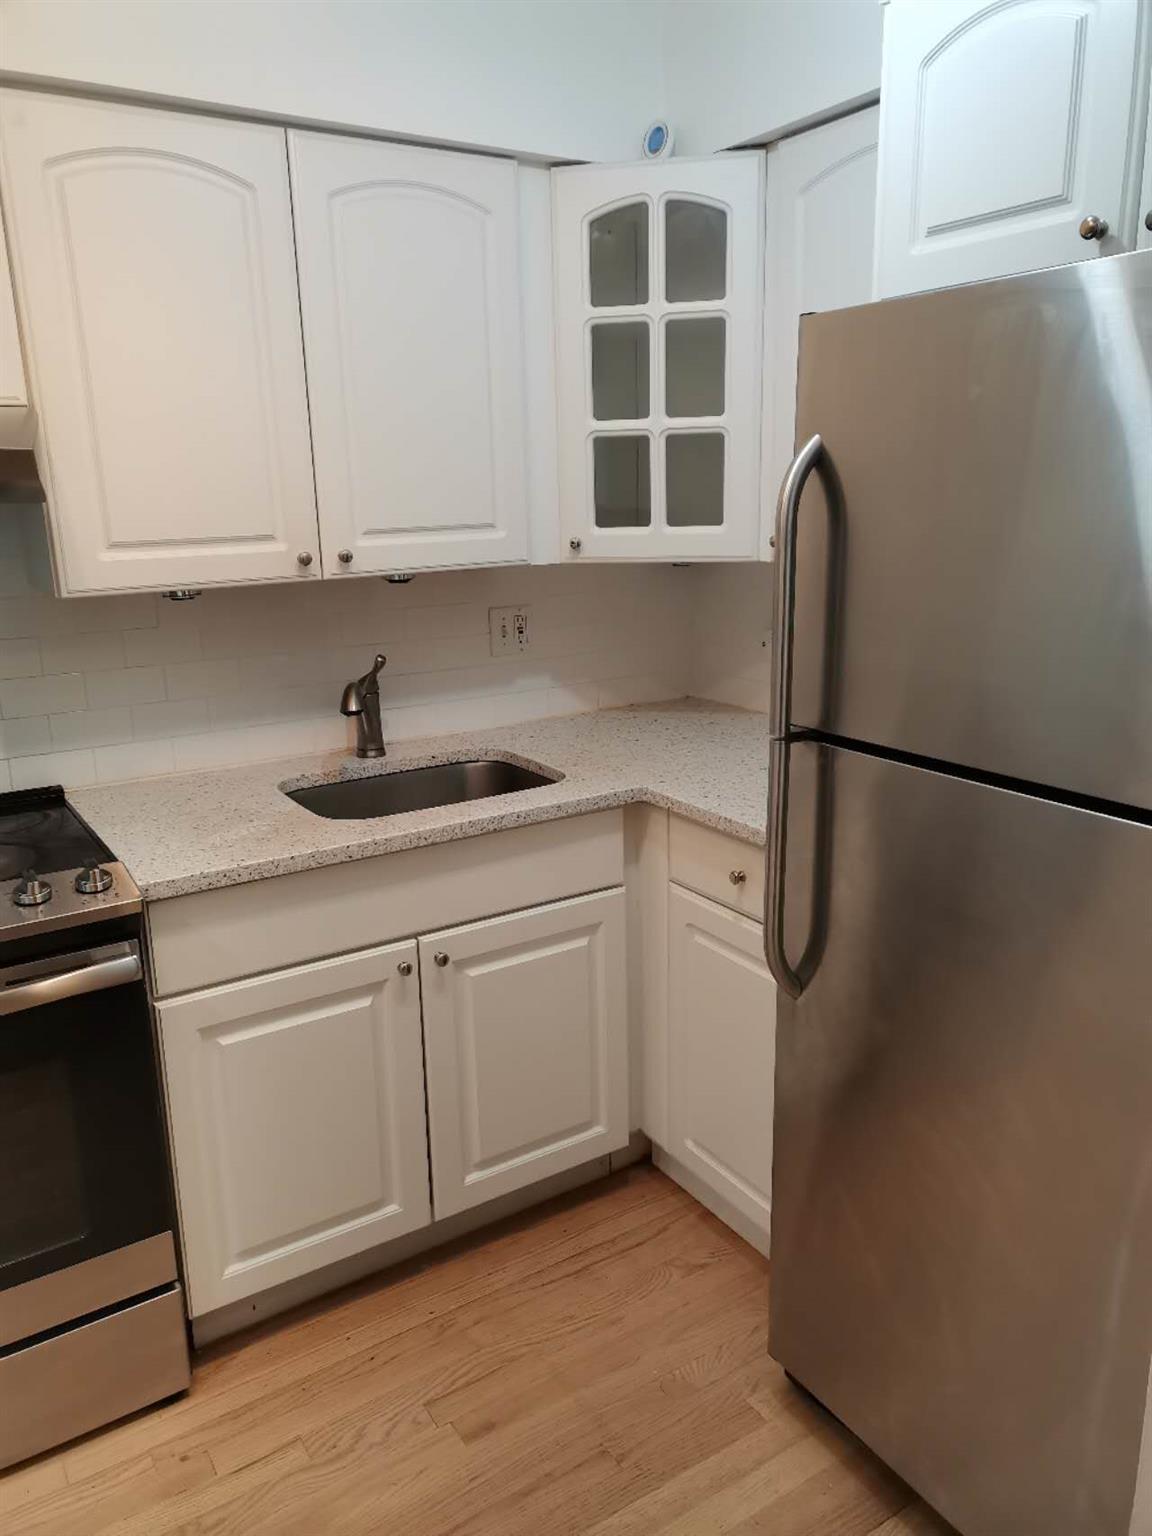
341,655 -> 386,717
357,653 -> 386,693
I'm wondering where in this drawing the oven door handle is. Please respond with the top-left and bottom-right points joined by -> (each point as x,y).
0,942 -> 142,1017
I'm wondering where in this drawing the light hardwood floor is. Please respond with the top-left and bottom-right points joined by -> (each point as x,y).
1,1166 -> 958,1535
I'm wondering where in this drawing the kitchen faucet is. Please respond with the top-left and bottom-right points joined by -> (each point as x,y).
340,654 -> 387,758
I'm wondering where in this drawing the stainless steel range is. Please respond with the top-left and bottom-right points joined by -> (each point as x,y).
0,785 -> 189,1470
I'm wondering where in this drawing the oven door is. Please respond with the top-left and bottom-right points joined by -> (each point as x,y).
0,934 -> 175,1341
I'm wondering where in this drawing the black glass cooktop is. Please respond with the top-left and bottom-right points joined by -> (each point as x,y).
0,785 -> 111,883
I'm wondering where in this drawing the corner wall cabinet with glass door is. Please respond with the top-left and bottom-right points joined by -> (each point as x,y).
552,154 -> 765,561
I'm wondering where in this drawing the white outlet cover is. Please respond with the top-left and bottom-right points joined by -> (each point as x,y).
489,605 -> 532,657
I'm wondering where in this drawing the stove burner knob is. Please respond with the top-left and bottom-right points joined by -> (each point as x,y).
75,862 -> 114,896
13,868 -> 52,907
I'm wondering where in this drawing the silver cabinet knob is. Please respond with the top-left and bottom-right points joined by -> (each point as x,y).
433,951 -> 450,968
296,551 -> 313,568
729,869 -> 747,886
1145,210 -> 1152,232
1079,214 -> 1109,241
338,549 -> 354,565
397,960 -> 413,977
569,538 -> 582,553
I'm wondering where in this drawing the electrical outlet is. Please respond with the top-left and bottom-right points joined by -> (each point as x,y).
489,605 -> 532,657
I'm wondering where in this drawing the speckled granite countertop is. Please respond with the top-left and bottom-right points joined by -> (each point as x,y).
70,699 -> 771,902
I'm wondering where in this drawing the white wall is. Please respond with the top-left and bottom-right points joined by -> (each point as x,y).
0,0 -> 665,162
0,0 -> 881,164
0,511 -> 694,790
689,564 -> 774,713
661,0 -> 882,154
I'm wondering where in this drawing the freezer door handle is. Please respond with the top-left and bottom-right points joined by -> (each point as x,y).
766,433 -> 824,999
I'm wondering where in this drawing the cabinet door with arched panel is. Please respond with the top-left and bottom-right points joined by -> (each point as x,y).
874,0 -> 1149,298
762,109 -> 879,559
553,154 -> 765,561
288,132 -> 529,575
0,92 -> 321,593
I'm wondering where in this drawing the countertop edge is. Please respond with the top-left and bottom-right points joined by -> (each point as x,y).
135,785 -> 766,903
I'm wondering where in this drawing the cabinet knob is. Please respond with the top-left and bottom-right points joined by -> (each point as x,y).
729,869 -> 747,886
338,549 -> 354,565
1079,214 -> 1109,241
1145,210 -> 1152,233
569,538 -> 582,553
296,551 -> 313,568
397,960 -> 413,977
433,951 -> 450,968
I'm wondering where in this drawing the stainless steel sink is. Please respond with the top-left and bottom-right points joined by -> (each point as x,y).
285,759 -> 559,820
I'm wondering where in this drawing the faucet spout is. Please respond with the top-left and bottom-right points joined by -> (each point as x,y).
340,653 -> 387,758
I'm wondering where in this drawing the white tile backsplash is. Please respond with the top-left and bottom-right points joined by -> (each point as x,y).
689,564 -> 775,713
0,637 -> 42,680
0,671 -> 86,718
39,629 -> 126,675
85,666 -> 168,709
0,515 -> 697,788
49,706 -> 134,750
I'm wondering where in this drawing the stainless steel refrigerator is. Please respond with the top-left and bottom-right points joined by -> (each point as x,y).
765,249 -> 1152,1536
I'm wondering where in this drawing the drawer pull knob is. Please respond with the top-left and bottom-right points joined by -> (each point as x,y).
433,951 -> 450,968
397,960 -> 413,977
729,869 -> 747,886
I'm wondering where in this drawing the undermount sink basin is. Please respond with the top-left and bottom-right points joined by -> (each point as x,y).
285,759 -> 559,820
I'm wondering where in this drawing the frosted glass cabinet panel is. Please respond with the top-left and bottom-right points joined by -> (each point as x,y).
589,203 -> 650,306
554,154 -> 764,560
591,322 -> 650,420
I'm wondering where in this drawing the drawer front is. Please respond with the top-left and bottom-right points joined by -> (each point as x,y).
669,815 -> 765,919
0,1286 -> 189,1470
149,810 -> 624,997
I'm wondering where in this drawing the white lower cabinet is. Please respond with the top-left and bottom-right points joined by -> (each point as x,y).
421,889 -> 629,1218
158,941 -> 431,1316
666,883 -> 776,1240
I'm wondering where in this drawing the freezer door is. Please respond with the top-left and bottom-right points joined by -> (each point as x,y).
771,742 -> 1152,1536
789,250 -> 1152,812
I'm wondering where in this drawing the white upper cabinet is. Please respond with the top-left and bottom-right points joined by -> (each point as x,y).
1139,103 -> 1152,250
0,211 -> 28,414
762,109 -> 879,555
874,0 -> 1150,297
0,92 -> 320,594
553,154 -> 764,561
288,132 -> 529,575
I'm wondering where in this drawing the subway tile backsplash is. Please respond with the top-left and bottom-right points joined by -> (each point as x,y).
0,515 -> 696,790
689,564 -> 775,714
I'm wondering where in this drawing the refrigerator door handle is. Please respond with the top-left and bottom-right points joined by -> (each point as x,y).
766,433 -> 824,999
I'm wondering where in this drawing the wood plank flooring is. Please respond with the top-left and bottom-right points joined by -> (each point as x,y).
1,1166 -> 959,1535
